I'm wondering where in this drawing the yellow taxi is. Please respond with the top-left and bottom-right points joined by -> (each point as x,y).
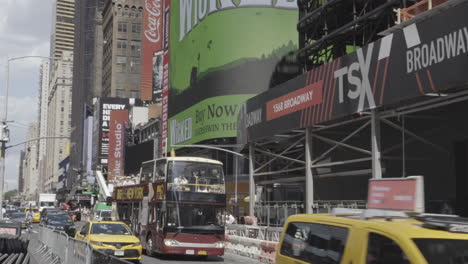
276,209 -> 468,264
75,221 -> 142,262
24,208 -> 41,223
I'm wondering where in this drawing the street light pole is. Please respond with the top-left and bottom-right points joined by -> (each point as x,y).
0,55 -> 57,219
0,59 -> 10,218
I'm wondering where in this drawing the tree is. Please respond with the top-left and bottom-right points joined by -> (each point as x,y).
4,189 -> 18,202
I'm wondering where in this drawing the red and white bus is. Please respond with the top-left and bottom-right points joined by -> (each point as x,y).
113,157 -> 226,257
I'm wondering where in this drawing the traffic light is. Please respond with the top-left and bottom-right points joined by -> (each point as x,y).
0,123 -> 9,142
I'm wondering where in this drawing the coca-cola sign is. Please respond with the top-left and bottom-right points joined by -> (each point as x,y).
144,0 -> 162,43
141,0 -> 164,101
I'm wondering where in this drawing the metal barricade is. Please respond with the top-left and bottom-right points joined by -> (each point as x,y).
34,225 -> 134,264
90,249 -> 133,264
226,224 -> 283,242
66,238 -> 91,264
254,200 -> 367,226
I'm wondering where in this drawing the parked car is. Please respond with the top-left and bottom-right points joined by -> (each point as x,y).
75,221 -> 142,263
4,209 -> 19,219
45,213 -> 76,236
276,211 -> 468,264
9,213 -> 31,229
40,208 -> 61,224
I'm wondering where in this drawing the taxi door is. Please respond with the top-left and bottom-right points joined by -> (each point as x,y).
353,228 -> 427,264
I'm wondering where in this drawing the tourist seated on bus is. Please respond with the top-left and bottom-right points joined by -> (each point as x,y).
173,176 -> 190,191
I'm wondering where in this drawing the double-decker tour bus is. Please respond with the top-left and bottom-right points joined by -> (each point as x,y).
113,157 -> 226,257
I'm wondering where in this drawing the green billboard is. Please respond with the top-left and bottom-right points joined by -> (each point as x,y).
168,0 -> 298,147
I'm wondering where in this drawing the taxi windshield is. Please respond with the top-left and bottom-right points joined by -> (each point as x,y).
413,238 -> 468,263
91,223 -> 131,235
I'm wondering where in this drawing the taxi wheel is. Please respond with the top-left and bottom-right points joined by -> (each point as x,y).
146,234 -> 155,257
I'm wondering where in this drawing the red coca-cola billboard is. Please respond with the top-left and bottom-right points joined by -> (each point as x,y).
160,0 -> 170,156
141,0 -> 163,101
108,110 -> 128,180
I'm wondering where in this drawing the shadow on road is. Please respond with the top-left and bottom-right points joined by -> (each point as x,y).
150,254 -> 224,262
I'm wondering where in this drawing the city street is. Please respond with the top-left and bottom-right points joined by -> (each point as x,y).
26,223 -> 260,264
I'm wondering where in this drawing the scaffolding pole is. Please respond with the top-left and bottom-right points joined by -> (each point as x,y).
371,110 -> 383,179
249,144 -> 255,217
305,128 -> 314,214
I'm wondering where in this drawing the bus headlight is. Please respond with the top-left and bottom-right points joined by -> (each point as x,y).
164,239 -> 179,247
214,241 -> 224,248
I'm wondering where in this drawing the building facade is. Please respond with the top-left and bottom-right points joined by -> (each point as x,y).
18,151 -> 25,194
69,0 -> 105,191
38,61 -> 50,192
102,0 -> 143,98
50,0 -> 75,60
23,124 -> 39,200
45,51 -> 73,192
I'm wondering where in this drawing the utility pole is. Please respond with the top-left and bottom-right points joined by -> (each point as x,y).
0,60 -> 10,218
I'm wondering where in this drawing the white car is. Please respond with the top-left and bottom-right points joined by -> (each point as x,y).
94,210 -> 112,221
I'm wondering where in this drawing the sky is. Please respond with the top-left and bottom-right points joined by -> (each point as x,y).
0,0 -> 55,191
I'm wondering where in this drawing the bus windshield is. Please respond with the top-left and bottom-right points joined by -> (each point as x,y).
167,161 -> 225,194
166,203 -> 225,234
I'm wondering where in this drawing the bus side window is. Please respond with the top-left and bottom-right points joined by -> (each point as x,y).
156,203 -> 164,232
141,161 -> 155,184
148,204 -> 157,225
155,160 -> 166,181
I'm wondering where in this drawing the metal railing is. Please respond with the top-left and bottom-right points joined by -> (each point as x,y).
33,225 -> 133,264
0,252 -> 28,264
254,200 -> 367,227
226,224 -> 283,242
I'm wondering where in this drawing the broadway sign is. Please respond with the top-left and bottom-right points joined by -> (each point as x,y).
239,1 -> 468,143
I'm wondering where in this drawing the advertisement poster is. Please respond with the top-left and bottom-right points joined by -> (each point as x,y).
152,51 -> 164,102
160,0 -> 170,156
108,110 -> 129,180
167,0 -> 299,147
141,0 -> 164,101
92,98 -> 141,173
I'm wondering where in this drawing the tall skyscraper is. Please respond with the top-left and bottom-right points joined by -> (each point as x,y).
70,0 -> 105,191
45,51 -> 74,192
50,0 -> 76,60
18,151 -> 25,194
102,0 -> 144,98
23,123 -> 39,200
38,61 -> 50,193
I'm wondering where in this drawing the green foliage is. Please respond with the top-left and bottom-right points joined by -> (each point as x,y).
4,189 -> 17,201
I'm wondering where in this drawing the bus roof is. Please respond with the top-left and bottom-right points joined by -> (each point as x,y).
143,157 -> 223,166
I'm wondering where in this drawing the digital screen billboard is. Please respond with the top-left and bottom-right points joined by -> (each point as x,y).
167,0 -> 299,148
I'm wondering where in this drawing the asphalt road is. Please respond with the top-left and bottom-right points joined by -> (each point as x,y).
142,252 -> 260,264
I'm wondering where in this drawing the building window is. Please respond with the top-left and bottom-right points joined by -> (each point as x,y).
116,56 -> 127,67
130,90 -> 140,98
132,23 -> 141,33
118,22 -> 128,32
116,89 -> 125,98
130,57 -> 141,67
117,39 -> 127,50
131,40 -> 141,54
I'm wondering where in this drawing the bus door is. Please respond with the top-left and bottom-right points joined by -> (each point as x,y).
154,202 -> 166,252
140,197 -> 149,241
